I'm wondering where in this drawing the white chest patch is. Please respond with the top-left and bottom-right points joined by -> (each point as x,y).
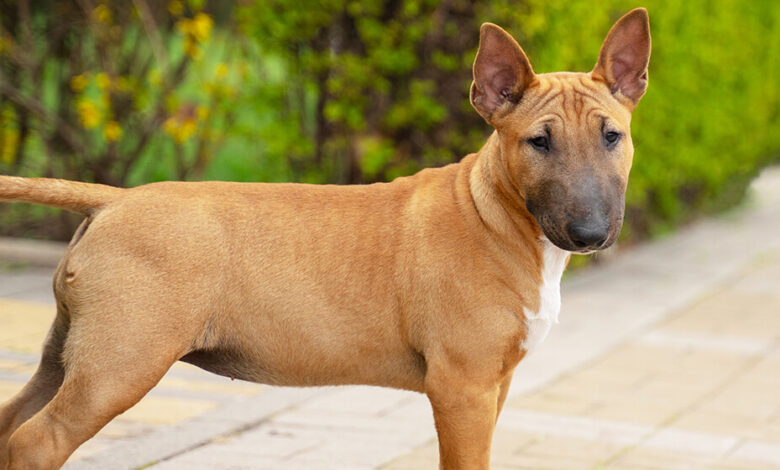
521,239 -> 569,353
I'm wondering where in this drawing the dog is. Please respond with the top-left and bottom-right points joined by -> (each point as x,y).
0,8 -> 650,469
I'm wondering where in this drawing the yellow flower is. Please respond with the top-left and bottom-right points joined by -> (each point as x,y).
70,73 -> 89,93
176,18 -> 192,36
103,121 -> 122,141
191,13 -> 213,42
163,116 -> 197,144
178,119 -> 197,142
96,72 -> 111,90
0,34 -> 16,56
93,5 -> 112,24
168,0 -> 184,16
176,12 -> 212,60
215,62 -> 228,80
77,99 -> 101,129
183,36 -> 201,59
163,116 -> 178,135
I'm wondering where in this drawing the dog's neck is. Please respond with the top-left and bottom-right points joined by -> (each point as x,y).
464,132 -> 571,349
467,132 -> 541,251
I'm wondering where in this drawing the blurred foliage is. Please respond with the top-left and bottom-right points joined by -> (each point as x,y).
0,0 -> 778,243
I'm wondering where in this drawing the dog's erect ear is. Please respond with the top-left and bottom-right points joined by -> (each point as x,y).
592,8 -> 651,106
470,23 -> 535,123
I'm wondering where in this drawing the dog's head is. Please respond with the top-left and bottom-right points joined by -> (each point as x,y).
470,9 -> 651,253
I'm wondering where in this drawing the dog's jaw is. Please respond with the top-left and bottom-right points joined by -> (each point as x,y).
521,237 -> 569,352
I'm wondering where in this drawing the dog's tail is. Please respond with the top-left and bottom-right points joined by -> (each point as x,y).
0,175 -> 122,216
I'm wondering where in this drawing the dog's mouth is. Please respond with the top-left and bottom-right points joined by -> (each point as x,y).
547,235 -> 614,254
537,218 -> 619,253
527,199 -> 624,253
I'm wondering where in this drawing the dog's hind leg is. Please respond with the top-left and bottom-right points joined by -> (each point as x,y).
3,298 -> 188,470
0,309 -> 68,469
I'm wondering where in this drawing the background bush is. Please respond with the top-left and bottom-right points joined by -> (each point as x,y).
1,0 -> 778,243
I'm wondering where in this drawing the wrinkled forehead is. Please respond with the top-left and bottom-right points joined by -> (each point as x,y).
513,72 -> 631,132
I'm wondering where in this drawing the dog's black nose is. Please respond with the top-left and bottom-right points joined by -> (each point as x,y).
567,222 -> 609,250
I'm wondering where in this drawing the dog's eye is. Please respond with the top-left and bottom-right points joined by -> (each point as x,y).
528,136 -> 549,152
604,131 -> 621,146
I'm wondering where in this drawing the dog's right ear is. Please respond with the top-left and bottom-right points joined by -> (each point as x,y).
470,23 -> 536,123
592,8 -> 651,107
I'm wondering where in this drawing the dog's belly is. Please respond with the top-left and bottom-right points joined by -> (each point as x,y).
179,325 -> 428,392
180,348 -> 267,383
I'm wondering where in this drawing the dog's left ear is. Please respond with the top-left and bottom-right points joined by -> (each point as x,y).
470,23 -> 536,123
592,8 -> 651,106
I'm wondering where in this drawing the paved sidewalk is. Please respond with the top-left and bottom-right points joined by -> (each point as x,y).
1,167 -> 779,469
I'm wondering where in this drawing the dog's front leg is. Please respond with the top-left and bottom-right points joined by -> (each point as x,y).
425,361 -> 501,470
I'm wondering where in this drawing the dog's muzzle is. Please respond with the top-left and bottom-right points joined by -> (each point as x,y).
566,220 -> 609,251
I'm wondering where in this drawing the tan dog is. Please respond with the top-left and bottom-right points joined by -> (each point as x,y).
0,9 -> 650,470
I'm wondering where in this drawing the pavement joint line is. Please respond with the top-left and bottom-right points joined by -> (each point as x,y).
0,368 -> 261,403
0,236 -> 67,268
499,409 -> 650,445
0,370 -> 33,383
498,408 -> 780,464
766,406 -> 780,425
637,330 -> 774,356
152,393 -> 438,469
0,287 -> 47,298
0,357 -> 265,401
723,437 -> 749,465
64,387 -> 324,470
0,350 -> 39,363
596,406 -> 695,470
591,336 -> 779,466
142,384 -> 261,404
164,369 -> 233,382
376,394 -> 419,418
133,416 -> 275,469
628,338 -> 780,461
731,440 -> 780,466
0,346 -> 258,383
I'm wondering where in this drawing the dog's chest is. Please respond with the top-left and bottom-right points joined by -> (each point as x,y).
521,240 -> 569,352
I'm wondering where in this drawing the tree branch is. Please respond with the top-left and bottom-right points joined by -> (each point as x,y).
0,78 -> 86,155
132,0 -> 169,73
